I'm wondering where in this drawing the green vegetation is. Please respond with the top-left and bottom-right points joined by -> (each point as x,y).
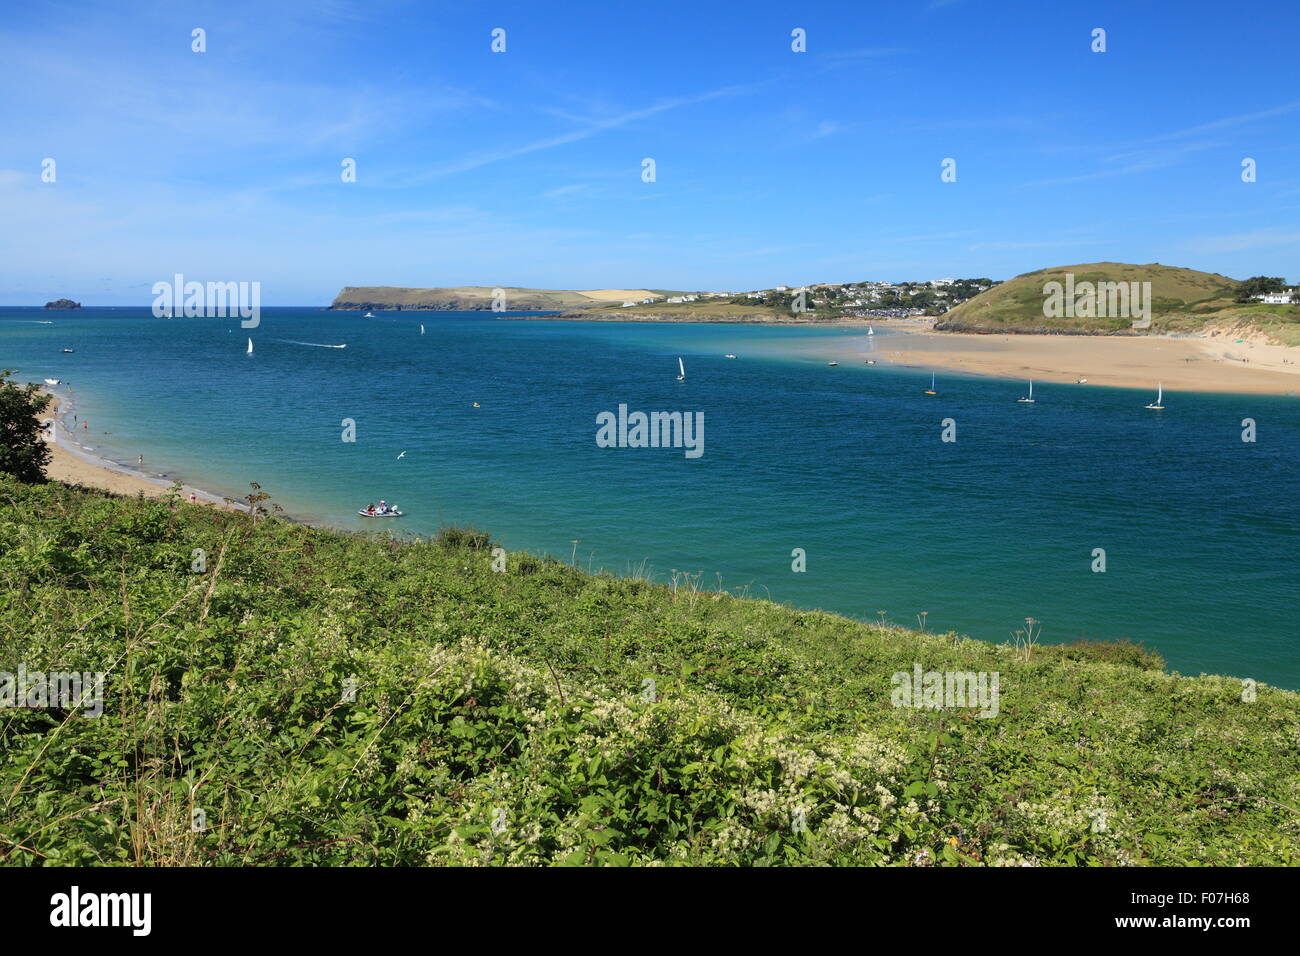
0,372 -> 52,483
329,286 -> 681,311
1233,276 -> 1290,303
2,478 -> 1297,866
937,262 -> 1300,340
574,297 -> 840,322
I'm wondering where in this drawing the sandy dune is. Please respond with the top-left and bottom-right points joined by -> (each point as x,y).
577,289 -> 656,301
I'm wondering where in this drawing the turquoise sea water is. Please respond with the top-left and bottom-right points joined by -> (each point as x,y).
4,307 -> 1299,688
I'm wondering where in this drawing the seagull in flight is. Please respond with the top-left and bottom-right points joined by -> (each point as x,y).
396,451 -> 406,460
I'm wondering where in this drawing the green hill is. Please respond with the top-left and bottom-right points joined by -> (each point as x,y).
936,262 -> 1300,341
2,476 -> 1297,865
329,286 -> 676,311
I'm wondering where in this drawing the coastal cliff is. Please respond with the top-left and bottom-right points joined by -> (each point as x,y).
330,285 -> 662,311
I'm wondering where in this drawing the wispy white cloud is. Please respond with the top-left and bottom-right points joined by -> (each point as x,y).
392,84 -> 752,185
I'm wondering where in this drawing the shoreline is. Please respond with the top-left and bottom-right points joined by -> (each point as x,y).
37,389 -> 248,513
519,312 -> 1300,394
25,317 -> 1299,510
818,325 -> 1300,395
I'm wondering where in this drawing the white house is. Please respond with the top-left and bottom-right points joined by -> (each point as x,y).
1255,292 -> 1296,304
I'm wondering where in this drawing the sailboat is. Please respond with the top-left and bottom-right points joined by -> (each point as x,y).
1017,380 -> 1035,403
1145,383 -> 1164,410
246,338 -> 253,355
420,324 -> 425,335
868,326 -> 874,335
676,357 -> 685,382
924,372 -> 937,396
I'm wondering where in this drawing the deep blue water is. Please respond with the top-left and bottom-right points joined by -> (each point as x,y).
4,307 -> 1299,688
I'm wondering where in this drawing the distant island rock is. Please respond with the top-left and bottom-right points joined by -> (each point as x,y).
43,298 -> 82,310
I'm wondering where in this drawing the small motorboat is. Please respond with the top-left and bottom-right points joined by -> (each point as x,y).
865,360 -> 876,365
472,401 -> 481,408
364,311 -> 375,318
61,348 -> 74,353
724,353 -> 737,359
358,508 -> 403,517
827,361 -> 838,367
43,378 -> 61,385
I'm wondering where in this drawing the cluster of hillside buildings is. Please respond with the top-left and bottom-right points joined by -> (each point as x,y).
621,278 -> 991,313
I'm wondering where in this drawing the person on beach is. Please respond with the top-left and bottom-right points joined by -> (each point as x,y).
189,492 -> 197,503
138,455 -> 143,466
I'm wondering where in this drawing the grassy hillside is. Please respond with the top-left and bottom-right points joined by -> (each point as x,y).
330,286 -> 672,311
1,477 -> 1297,865
937,262 -> 1300,339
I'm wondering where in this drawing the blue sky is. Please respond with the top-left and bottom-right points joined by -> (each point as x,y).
2,0 -> 1299,304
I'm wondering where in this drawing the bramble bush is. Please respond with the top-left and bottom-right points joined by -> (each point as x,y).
0,476 -> 1297,865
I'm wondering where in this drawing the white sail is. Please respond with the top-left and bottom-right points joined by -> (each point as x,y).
1029,380 -> 1033,397
246,338 -> 253,354
1157,383 -> 1162,404
420,324 -> 425,335
678,357 -> 685,378
868,325 -> 874,335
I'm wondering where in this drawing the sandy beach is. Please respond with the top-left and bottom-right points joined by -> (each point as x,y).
36,390 -> 243,510
848,321 -> 1300,395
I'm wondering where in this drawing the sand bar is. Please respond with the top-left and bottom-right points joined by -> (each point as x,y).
843,321 -> 1300,395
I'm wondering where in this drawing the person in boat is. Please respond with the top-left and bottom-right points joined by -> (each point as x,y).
366,502 -> 375,515
378,500 -> 387,514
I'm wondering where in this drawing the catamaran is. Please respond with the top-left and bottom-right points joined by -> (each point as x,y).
1145,383 -> 1164,410
1018,380 -> 1035,403
924,372 -> 937,396
676,357 -> 685,381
